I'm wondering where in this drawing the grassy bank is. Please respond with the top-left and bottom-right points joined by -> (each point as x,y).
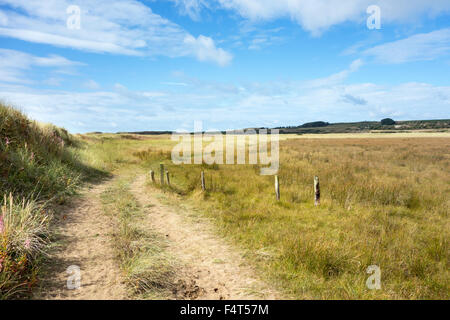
85,133 -> 449,299
0,103 -> 100,298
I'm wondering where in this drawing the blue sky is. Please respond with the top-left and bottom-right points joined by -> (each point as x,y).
0,0 -> 449,133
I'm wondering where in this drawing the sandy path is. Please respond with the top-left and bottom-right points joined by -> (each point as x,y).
34,180 -> 128,300
34,174 -> 281,300
131,175 -> 281,300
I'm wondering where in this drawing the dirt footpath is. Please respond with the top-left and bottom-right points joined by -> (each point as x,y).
131,175 -> 281,300
34,180 -> 128,300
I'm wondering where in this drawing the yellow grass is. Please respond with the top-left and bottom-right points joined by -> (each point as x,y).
82,133 -> 449,299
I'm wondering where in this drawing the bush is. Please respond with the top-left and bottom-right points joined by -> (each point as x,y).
299,121 -> 330,128
381,118 -> 396,125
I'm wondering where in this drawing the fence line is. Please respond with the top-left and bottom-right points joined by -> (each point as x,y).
148,165 -> 321,205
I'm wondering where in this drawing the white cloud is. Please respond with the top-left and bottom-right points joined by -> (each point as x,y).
0,10 -> 7,25
2,71 -> 448,133
215,0 -> 450,35
170,0 -> 209,21
0,48 -> 84,83
364,28 -> 450,63
184,35 -> 233,66
32,54 -> 84,67
0,0 -> 232,66
304,59 -> 364,88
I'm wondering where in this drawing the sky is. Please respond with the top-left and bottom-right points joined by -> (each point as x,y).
0,0 -> 449,133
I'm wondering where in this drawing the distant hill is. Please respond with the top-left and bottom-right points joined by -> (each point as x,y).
119,119 -> 450,135
275,119 -> 450,134
118,131 -> 173,135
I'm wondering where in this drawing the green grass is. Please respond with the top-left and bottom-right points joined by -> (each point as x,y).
83,133 -> 449,300
0,103 -> 102,298
1,103 -> 101,201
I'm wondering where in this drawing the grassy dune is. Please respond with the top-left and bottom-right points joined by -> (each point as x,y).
84,133 -> 449,299
0,103 -> 100,298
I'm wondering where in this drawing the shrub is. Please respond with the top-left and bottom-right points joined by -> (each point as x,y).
299,121 -> 330,128
381,118 -> 396,125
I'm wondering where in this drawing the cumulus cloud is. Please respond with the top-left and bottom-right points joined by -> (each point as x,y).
0,0 -> 232,66
184,35 -> 233,66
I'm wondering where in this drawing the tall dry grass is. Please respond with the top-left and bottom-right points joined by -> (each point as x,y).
0,194 -> 50,299
136,136 -> 449,299
79,133 -> 449,299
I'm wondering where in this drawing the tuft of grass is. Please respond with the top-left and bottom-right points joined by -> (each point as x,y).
0,194 -> 50,299
100,177 -> 177,298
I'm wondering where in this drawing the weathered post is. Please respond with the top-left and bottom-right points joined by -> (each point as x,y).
314,176 -> 320,206
201,171 -> 206,191
150,170 -> 155,183
166,171 -> 170,186
160,163 -> 165,185
275,175 -> 280,201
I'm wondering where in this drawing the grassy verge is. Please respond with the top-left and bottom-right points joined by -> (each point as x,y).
100,174 -> 176,299
0,103 -> 102,299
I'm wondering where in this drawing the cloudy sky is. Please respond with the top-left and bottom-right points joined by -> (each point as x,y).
0,0 -> 449,132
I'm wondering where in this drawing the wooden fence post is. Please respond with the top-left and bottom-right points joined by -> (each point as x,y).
201,171 -> 206,191
166,171 -> 170,186
150,170 -> 155,183
160,163 -> 165,185
275,175 -> 280,201
314,176 -> 320,206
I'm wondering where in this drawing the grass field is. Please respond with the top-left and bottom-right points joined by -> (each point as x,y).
80,132 -> 449,300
